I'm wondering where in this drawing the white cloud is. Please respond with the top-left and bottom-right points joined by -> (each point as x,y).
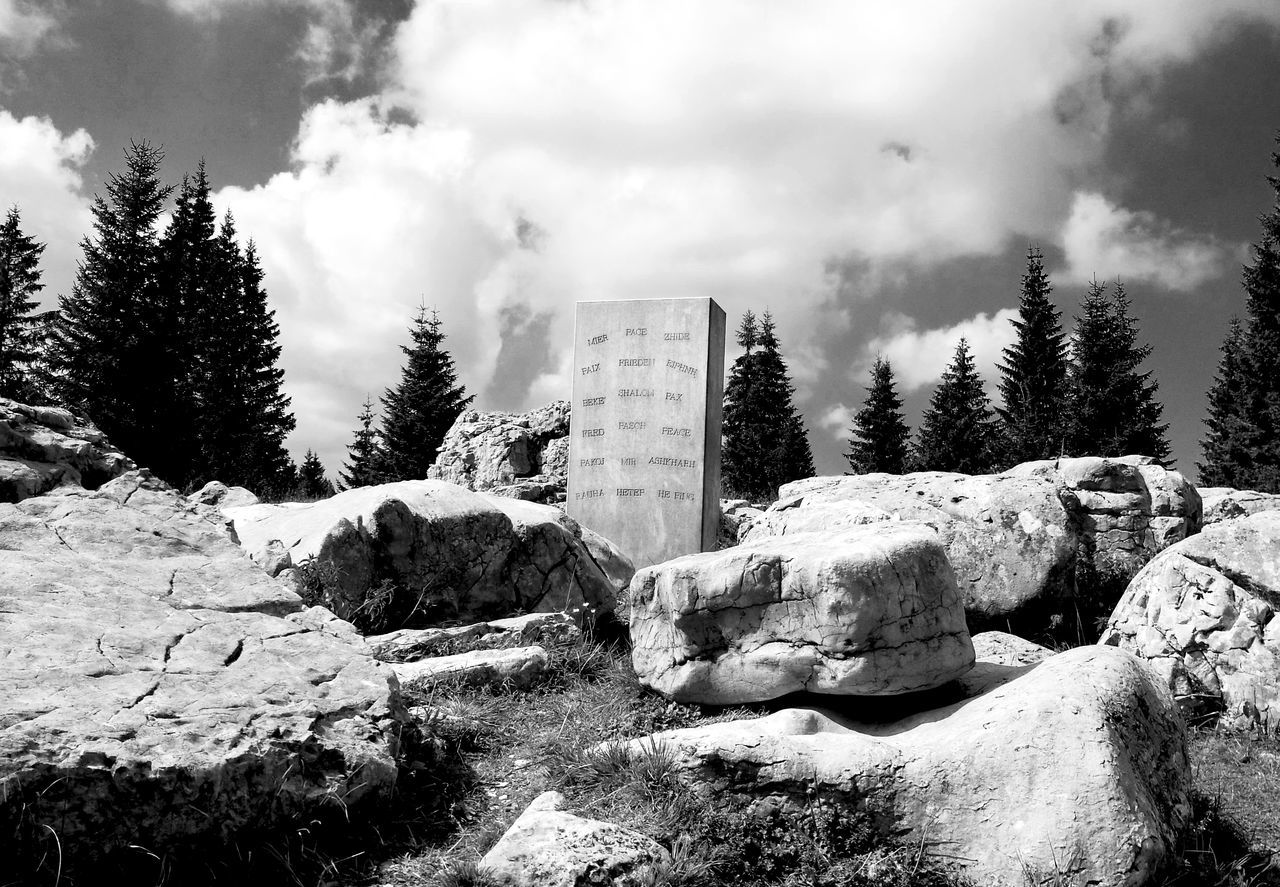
863,310 -> 1019,393
0,111 -> 93,301
0,0 -> 61,57
208,0 -> 1280,471
1058,191 -> 1236,291
818,404 -> 854,442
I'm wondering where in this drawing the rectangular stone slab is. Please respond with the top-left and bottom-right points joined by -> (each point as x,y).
567,298 -> 725,568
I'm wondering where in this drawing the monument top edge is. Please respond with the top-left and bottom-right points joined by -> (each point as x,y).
575,296 -> 723,308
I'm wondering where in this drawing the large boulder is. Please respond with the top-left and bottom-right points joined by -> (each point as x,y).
1101,511 -> 1280,726
225,480 -> 629,628
0,397 -> 134,502
1199,486 -> 1280,525
427,402 -> 570,503
747,457 -> 1199,633
630,523 -> 974,704
0,471 -> 404,877
616,642 -> 1191,887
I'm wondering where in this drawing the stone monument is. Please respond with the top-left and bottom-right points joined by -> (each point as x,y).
567,298 -> 726,568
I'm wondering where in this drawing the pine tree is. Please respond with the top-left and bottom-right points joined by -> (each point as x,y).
0,207 -> 45,401
296,449 -> 335,499
721,310 -> 814,499
1199,318 -> 1250,486
997,246 -> 1069,466
379,307 -> 472,480
913,338 -> 999,473
341,395 -> 386,489
48,141 -> 173,464
1067,279 -> 1169,461
847,357 -> 910,474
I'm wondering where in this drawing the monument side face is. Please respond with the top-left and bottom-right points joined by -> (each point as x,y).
567,298 -> 725,569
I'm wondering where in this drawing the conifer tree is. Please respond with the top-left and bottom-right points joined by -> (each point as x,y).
997,246 -> 1069,466
297,449 -> 335,499
379,307 -> 472,480
1200,135 -> 1280,491
847,357 -> 910,474
1067,279 -> 1169,461
342,395 -> 386,489
0,207 -> 45,400
1199,318 -> 1250,486
48,141 -> 173,463
913,338 -> 999,473
721,310 -> 761,497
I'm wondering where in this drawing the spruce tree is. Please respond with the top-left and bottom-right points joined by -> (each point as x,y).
997,246 -> 1069,466
847,357 -> 910,474
297,449 -> 335,499
341,395 -> 386,489
1067,279 -> 1169,461
754,312 -> 814,489
913,338 -> 999,473
1199,318 -> 1250,486
0,207 -> 45,401
379,307 -> 472,480
721,310 -> 761,498
48,141 -> 173,463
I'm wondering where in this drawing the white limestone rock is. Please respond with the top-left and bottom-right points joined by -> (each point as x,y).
1199,486 -> 1280,525
391,645 -> 550,690
369,612 -> 579,662
630,523 -> 974,704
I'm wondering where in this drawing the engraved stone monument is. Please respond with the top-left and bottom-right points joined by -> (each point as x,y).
567,298 -> 726,569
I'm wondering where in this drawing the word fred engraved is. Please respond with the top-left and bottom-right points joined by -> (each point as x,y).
568,297 -> 726,569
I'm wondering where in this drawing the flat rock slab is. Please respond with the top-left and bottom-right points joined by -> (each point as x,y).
0,472 -> 403,872
369,612 -> 579,662
226,480 -> 628,624
391,645 -> 550,691
481,790 -> 670,887
1102,511 -> 1280,724
630,523 -> 974,704
618,644 -> 1190,887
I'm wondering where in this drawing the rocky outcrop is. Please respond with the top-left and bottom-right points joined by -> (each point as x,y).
1199,486 -> 1280,525
427,402 -> 570,503
0,397 -> 134,502
188,479 -> 260,510
225,480 -> 629,629
717,498 -> 765,548
1101,511 -> 1280,726
369,612 -> 578,661
481,791 -> 670,887
630,523 -> 974,704
615,643 -> 1190,887
0,470 -> 404,877
747,457 -> 1199,634
392,645 -> 550,691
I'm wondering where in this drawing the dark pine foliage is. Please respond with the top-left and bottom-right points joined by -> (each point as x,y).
997,246 -> 1069,467
1067,278 -> 1169,462
341,395 -> 386,489
296,449 -> 335,499
846,356 -> 910,474
379,307 -> 472,480
721,310 -> 814,500
0,207 -> 45,400
913,338 -> 1000,474
1200,134 -> 1280,492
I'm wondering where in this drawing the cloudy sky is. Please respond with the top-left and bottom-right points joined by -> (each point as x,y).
3,0 -> 1280,482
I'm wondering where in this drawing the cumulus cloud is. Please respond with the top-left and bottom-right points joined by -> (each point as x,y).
863,309 -> 1020,393
207,0 -> 1280,469
1058,191 -> 1236,291
0,111 -> 93,300
818,404 -> 854,443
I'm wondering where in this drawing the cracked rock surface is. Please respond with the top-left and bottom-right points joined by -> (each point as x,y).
630,523 -> 974,704
1199,486 -> 1280,525
427,402 -> 570,503
0,470 -> 404,868
618,642 -> 1191,887
480,790 -> 670,887
226,480 -> 629,623
1101,511 -> 1280,724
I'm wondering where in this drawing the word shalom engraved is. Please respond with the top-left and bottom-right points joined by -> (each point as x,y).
619,357 -> 656,367
576,488 -> 605,500
618,420 -> 647,430
618,388 -> 654,398
658,490 -> 696,501
581,396 -> 606,407
665,391 -> 683,402
626,327 -> 648,336
649,456 -> 697,468
621,457 -> 637,467
617,488 -> 646,497
581,363 -> 600,375
661,426 -> 693,438
664,331 -> 690,341
588,333 -> 609,346
581,427 -> 605,438
666,359 -> 698,376
579,457 -> 605,467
